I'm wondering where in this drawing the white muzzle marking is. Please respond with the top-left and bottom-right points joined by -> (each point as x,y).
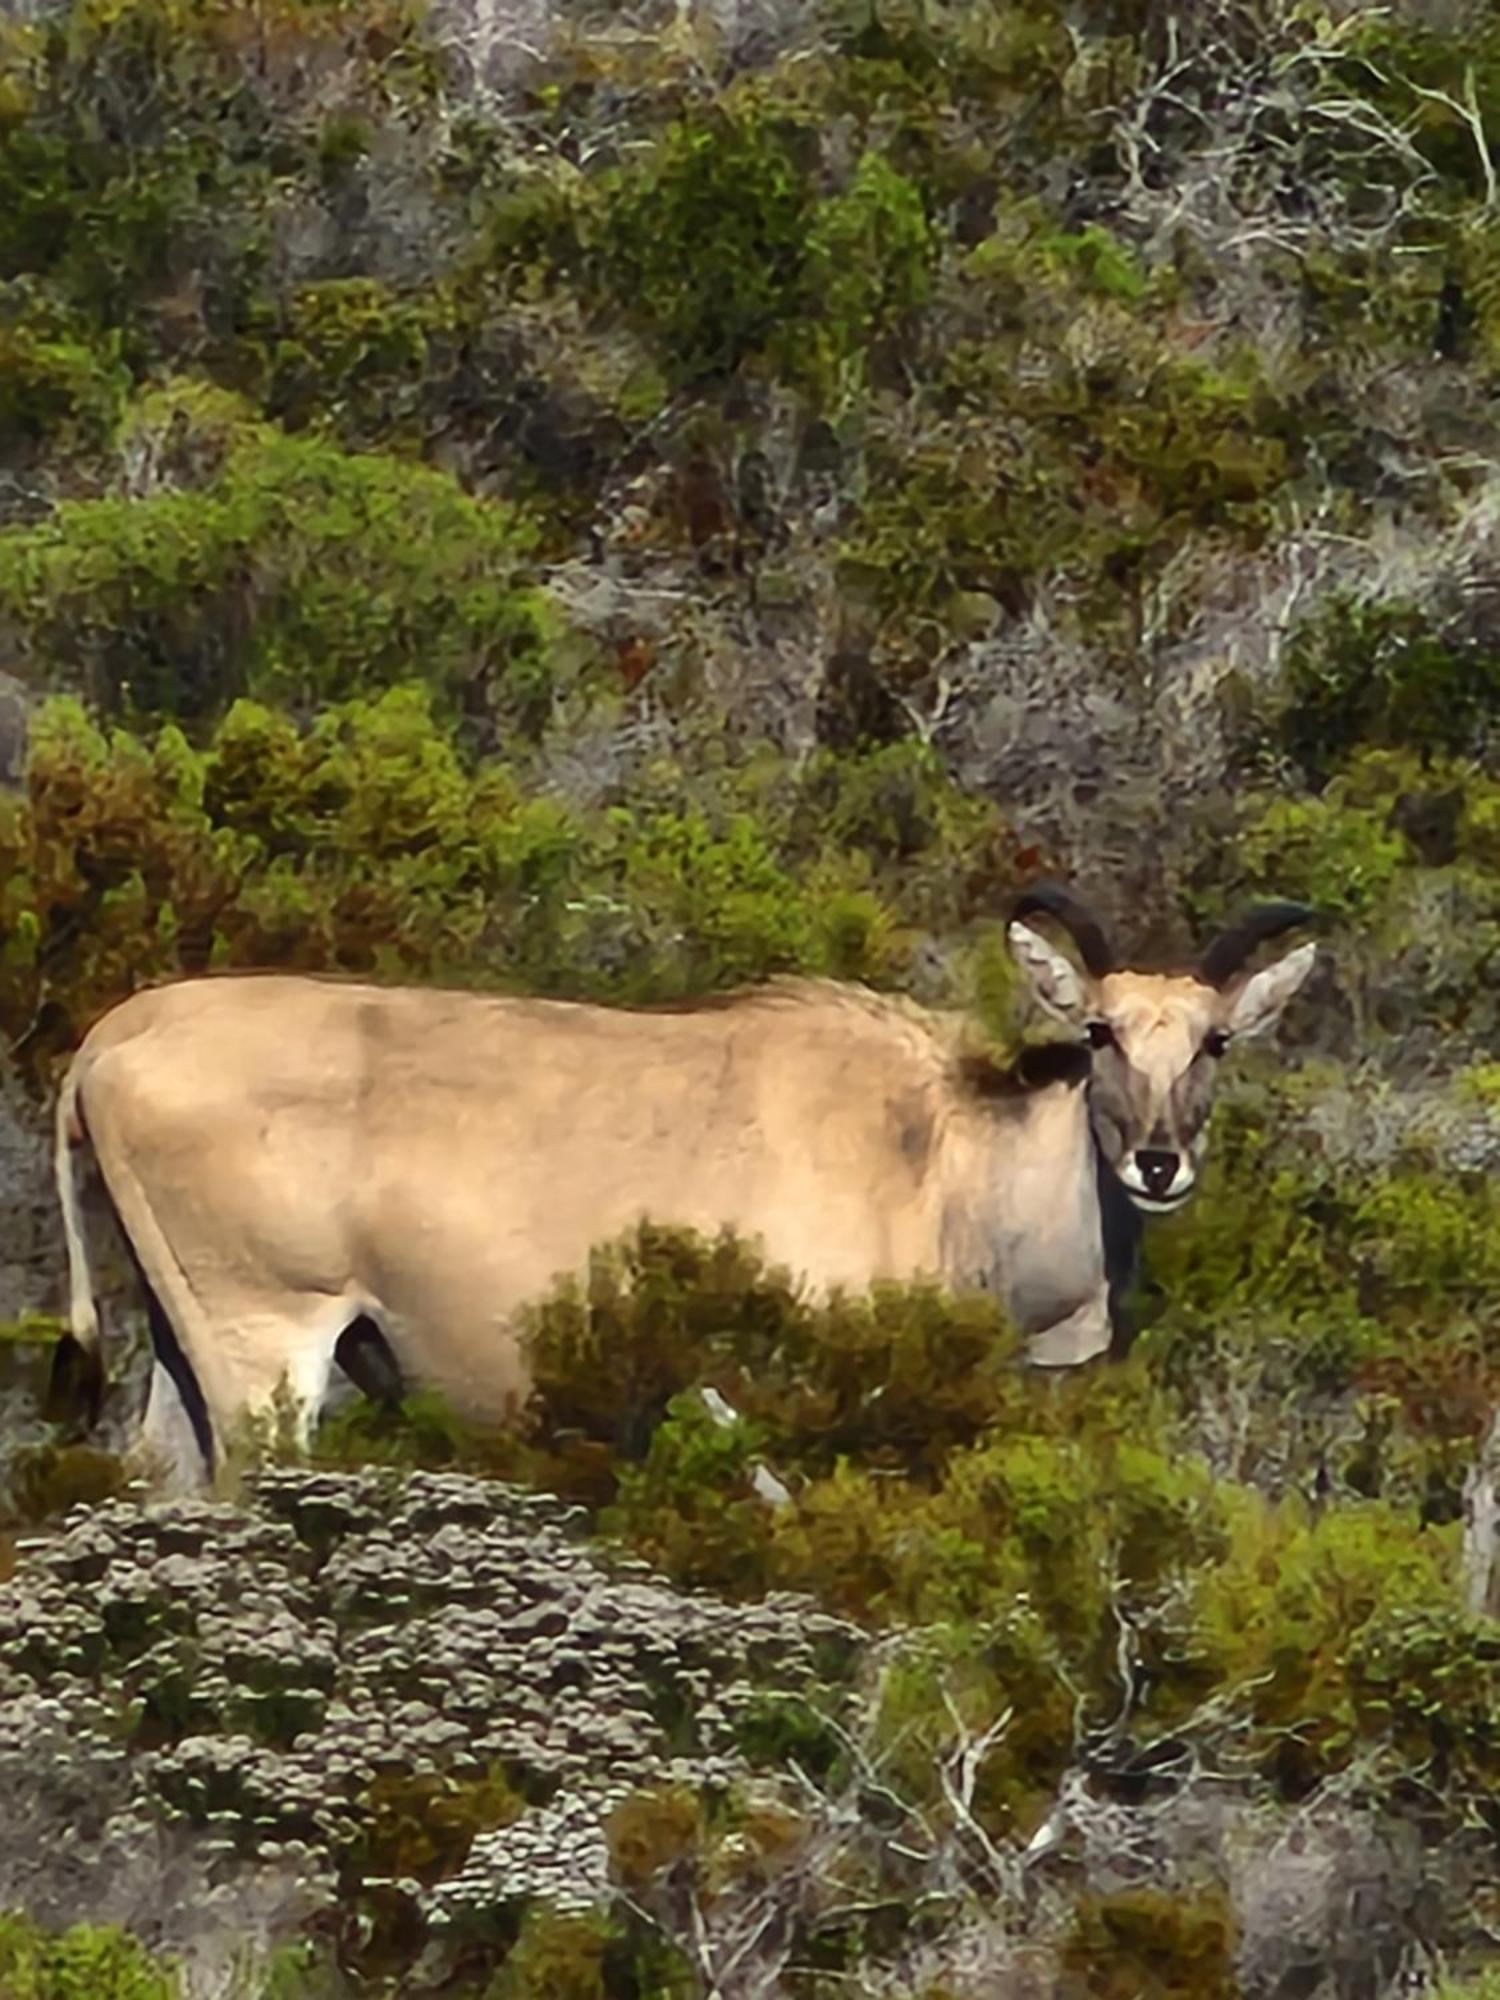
1118,1160 -> 1196,1213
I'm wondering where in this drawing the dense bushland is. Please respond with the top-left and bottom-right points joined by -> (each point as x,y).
0,681 -> 1024,1084
8,0 -> 1500,1991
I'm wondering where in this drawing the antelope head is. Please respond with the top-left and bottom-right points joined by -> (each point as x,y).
1007,883 -> 1318,1214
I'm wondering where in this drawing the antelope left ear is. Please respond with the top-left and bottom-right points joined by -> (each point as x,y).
1225,941 -> 1319,1038
1007,920 -> 1090,1024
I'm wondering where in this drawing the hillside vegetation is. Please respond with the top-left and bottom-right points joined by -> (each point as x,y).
3,0 -> 1500,1993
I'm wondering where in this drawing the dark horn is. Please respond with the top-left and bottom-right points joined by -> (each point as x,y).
1198,902 -> 1317,988
1010,881 -> 1117,980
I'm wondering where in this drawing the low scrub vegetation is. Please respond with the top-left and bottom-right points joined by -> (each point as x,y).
0,686 -> 1025,1086
6,0 -> 1500,1988
0,1909 -> 180,2000
301,1195 -> 1500,1856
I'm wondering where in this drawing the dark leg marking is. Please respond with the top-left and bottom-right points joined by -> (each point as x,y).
123,1234 -> 216,1476
335,1314 -> 405,1407
55,1101 -> 214,1469
44,1333 -> 104,1430
1095,1141 -> 1145,1361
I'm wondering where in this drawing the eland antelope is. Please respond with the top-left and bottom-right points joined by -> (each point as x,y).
50,885 -> 1317,1484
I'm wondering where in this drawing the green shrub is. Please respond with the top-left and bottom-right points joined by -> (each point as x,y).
1139,1094 -> 1353,1313
1347,1599 -> 1500,1795
1138,1077 -> 1500,1525
482,1902 -> 694,2000
524,1224 -> 802,1460
0,690 -> 1017,1089
0,397 -> 558,730
841,340 -> 1291,670
0,0 -> 438,359
601,1787 -> 816,1983
5,1442 -> 129,1525
731,1283 -> 1025,1475
823,0 -> 1075,109
1149,1091 -> 1500,1344
601,1391 -> 779,1593
870,1614 -> 1076,1838
0,1910 -> 179,2000
1434,1969 -> 1500,2000
1297,240 -> 1445,362
1032,222 -> 1150,304
1276,597 -> 1500,778
0,293 -> 127,465
1059,1884 -> 1238,2000
1220,787 -> 1410,918
484,1909 -> 612,2000
312,1388 -> 518,1478
782,148 -> 934,406
594,97 -> 817,379
255,277 -> 455,441
1183,1498 -> 1482,1795
587,94 -> 935,405
590,799 -> 907,993
354,1766 -> 524,1887
252,1941 -> 346,1999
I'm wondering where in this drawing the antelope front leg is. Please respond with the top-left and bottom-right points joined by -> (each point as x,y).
1025,1287 -> 1111,1368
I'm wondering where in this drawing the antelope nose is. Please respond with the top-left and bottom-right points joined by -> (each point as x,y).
1135,1149 -> 1180,1199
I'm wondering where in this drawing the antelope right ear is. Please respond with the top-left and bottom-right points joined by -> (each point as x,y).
1225,940 -> 1319,1039
1008,920 -> 1090,1025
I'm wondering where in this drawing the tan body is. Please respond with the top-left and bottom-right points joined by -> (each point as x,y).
57,971 -> 1118,1478
56,886 -> 1319,1486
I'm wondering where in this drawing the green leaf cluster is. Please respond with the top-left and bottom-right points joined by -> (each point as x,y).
0,394 -> 555,731
0,1911 -> 178,2000
0,0 -> 435,358
0,688 -> 1021,1087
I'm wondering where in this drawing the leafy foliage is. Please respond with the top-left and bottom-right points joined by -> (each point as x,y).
0,291 -> 127,466
595,99 -> 818,381
0,0 -> 436,360
1276,597 -> 1500,780
1059,1884 -> 1239,2000
12,0 -> 1500,1987
0,390 -> 557,732
0,1910 -> 178,2000
254,277 -> 454,442
841,326 -> 1293,671
0,687 -> 1022,1087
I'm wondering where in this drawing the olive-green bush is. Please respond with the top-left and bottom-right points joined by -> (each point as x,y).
6,0 -> 1500,1985
593,99 -> 818,381
0,395 -> 557,731
1058,1883 -> 1239,2000
840,333 -> 1294,674
0,0 -> 437,360
0,292 -> 127,466
1276,597 -> 1500,780
0,688 -> 1023,1088
0,1911 -> 179,2000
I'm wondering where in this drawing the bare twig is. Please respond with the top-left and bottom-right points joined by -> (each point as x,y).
1406,63 -> 1498,211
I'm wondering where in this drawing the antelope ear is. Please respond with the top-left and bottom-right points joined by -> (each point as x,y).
1008,920 -> 1090,1025
1225,941 -> 1318,1038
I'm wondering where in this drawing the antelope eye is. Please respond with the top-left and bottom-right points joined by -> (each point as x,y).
1085,1021 -> 1116,1050
1204,1029 -> 1229,1059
